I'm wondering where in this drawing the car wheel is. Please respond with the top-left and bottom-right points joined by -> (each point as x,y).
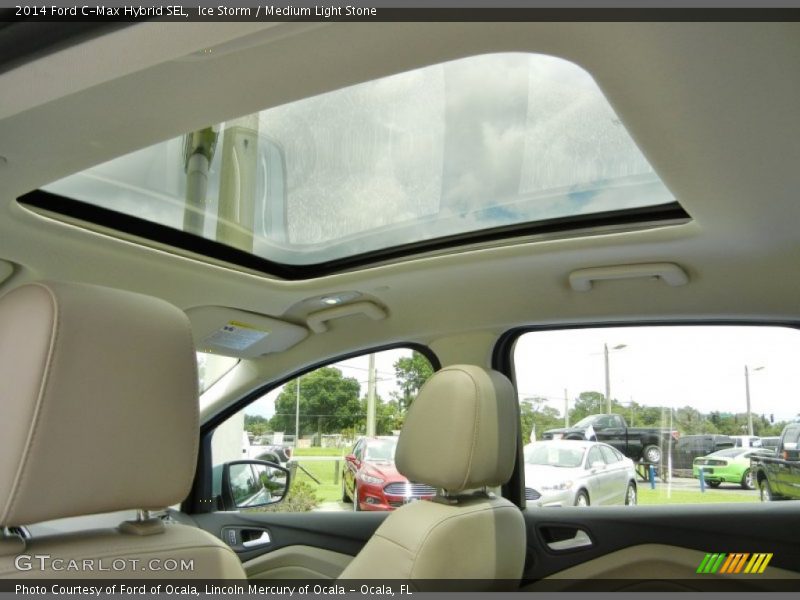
741,469 -> 755,490
352,484 -> 361,511
625,482 -> 637,505
341,477 -> 352,503
759,479 -> 773,502
707,480 -> 721,488
642,445 -> 662,464
574,490 -> 590,507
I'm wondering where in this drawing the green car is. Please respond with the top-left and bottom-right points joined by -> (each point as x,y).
693,448 -> 774,490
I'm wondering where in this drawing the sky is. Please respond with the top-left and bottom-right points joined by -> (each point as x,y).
513,325 -> 800,424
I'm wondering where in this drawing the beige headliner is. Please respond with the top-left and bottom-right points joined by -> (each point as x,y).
1,22 -> 799,420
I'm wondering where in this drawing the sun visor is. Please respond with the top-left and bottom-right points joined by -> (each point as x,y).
186,306 -> 308,358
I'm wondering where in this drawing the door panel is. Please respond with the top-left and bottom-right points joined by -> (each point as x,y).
521,504 -> 800,587
522,543 -> 800,591
243,545 -> 354,579
192,510 -> 387,575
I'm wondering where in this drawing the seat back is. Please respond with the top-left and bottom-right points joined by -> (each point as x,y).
0,281 -> 244,578
339,365 -> 525,589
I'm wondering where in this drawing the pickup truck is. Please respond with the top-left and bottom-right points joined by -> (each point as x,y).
543,413 -> 679,464
751,421 -> 800,501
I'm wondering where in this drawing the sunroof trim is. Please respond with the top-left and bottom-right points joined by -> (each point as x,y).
18,190 -> 690,281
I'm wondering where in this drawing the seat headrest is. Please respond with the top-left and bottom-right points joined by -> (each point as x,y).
0,281 -> 199,526
395,365 -> 517,493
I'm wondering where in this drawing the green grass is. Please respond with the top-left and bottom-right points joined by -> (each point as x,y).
293,447 -> 348,457
291,448 -> 349,503
638,486 -> 759,505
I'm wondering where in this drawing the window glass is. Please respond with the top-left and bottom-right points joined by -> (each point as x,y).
197,352 -> 238,393
586,447 -> 603,468
210,348 -> 434,512
600,445 -> 620,464
515,325 -> 800,506
40,53 -> 678,269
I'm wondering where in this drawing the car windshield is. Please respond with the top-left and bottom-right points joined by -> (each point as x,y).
525,444 -> 585,468
365,438 -> 398,462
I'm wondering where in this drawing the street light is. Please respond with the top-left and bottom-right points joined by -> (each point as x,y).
604,343 -> 628,413
744,365 -> 765,436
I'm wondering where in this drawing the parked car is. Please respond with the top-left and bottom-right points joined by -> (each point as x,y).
672,434 -> 735,470
242,432 -> 293,466
752,422 -> 800,501
543,414 -> 679,464
342,436 -> 435,511
692,447 -> 773,490
731,435 -> 762,448
524,440 -> 638,507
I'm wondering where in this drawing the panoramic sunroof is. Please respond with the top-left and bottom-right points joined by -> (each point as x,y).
33,53 -> 685,275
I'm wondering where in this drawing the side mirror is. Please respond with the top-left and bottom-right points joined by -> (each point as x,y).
221,460 -> 290,511
345,454 -> 357,464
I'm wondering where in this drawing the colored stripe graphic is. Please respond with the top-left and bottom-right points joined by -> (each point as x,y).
700,553 -> 772,574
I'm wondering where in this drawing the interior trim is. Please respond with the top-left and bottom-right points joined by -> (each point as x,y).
18,190 -> 690,280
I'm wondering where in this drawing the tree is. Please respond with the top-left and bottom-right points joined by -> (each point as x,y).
568,391 -> 615,423
244,414 -> 270,438
392,351 -> 434,410
520,397 -> 562,442
270,367 -> 362,437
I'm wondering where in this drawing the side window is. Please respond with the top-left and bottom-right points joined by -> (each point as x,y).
586,447 -> 603,468
210,348 -> 434,513
600,445 -> 619,464
783,426 -> 800,449
353,440 -> 364,460
513,325 -> 799,507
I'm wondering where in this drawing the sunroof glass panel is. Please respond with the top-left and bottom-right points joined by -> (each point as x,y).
42,53 -> 677,266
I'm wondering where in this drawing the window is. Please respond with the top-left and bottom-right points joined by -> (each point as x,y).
197,352 -> 238,393
30,53 -> 685,276
515,325 -> 800,506
210,348 -> 435,512
600,445 -> 620,464
586,447 -> 604,468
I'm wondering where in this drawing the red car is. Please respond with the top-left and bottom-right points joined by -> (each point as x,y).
341,436 -> 435,511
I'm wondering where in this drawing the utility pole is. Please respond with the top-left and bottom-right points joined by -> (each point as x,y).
182,127 -> 218,236
366,354 -> 377,436
744,365 -> 766,436
604,343 -> 611,413
295,377 -> 300,448
603,343 -> 628,414
564,388 -> 569,428
217,115 -> 258,252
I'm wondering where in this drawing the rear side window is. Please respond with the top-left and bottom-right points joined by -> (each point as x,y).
513,325 -> 800,507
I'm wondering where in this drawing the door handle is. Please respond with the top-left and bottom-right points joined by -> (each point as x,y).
241,530 -> 271,549
546,529 -> 593,551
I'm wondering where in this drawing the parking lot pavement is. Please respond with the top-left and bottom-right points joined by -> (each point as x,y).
651,476 -> 757,495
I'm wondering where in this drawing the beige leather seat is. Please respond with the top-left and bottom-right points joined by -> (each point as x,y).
0,281 -> 244,579
339,365 -> 525,589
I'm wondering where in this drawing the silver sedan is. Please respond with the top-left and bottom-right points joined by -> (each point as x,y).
524,440 -> 638,507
